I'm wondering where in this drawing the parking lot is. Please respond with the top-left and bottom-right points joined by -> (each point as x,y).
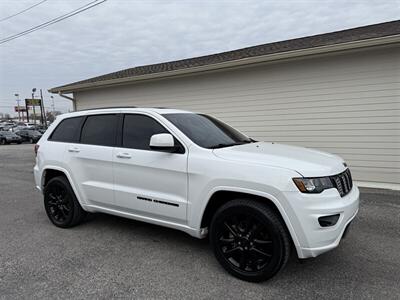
0,143 -> 399,299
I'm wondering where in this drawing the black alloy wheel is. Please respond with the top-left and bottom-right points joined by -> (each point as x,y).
44,176 -> 86,228
210,199 -> 290,282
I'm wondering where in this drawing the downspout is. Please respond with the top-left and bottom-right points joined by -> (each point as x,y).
58,92 -> 77,111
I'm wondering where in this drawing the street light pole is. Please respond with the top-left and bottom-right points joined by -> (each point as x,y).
51,96 -> 55,113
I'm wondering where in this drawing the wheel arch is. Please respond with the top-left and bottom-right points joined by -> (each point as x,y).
200,188 -> 301,250
41,166 -> 85,207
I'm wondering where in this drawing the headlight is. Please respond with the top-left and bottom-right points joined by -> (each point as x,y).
293,177 -> 334,193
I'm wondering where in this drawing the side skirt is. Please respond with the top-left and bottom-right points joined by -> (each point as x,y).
83,204 -> 207,239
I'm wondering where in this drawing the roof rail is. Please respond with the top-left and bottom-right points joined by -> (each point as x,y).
76,106 -> 137,112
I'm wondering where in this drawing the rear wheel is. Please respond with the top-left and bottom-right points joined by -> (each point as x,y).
0,139 -> 6,145
30,138 -> 34,144
209,199 -> 290,282
44,176 -> 86,228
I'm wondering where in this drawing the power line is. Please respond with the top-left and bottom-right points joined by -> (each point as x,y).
0,0 -> 107,45
0,0 -> 48,23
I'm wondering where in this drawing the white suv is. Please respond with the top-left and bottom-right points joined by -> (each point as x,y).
34,107 -> 359,282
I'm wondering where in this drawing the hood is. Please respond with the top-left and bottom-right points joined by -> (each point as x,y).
213,142 -> 346,177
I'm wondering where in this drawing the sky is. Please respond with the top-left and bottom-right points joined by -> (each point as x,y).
0,0 -> 399,117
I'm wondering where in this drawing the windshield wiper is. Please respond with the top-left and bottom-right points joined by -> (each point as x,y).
209,140 -> 253,149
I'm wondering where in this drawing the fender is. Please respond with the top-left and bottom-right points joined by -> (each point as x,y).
40,165 -> 88,208
199,186 -> 301,250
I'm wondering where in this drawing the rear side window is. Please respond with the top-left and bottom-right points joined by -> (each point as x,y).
123,114 -> 168,150
50,117 -> 83,143
80,114 -> 118,147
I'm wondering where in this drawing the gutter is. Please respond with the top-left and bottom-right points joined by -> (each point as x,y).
49,34 -> 400,94
58,92 -> 77,111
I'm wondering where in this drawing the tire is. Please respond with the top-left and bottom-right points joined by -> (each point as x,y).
44,176 -> 86,228
30,138 -> 34,144
0,139 -> 6,145
209,199 -> 290,282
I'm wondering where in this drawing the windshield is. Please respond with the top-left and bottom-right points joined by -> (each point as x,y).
163,113 -> 253,149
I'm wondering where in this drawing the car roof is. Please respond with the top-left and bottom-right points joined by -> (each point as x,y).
58,107 -> 195,119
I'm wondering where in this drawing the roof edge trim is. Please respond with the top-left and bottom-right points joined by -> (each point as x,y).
49,34 -> 400,94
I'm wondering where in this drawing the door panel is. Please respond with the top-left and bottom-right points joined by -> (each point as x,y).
113,149 -> 187,222
113,113 -> 188,222
65,143 -> 114,206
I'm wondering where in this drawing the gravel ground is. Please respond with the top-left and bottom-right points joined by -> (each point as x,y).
0,143 -> 399,299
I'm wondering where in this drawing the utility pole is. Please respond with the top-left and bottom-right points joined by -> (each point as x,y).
14,93 -> 21,122
32,88 -> 37,125
40,89 -> 47,128
25,99 -> 29,122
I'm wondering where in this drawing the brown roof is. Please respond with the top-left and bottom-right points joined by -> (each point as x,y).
51,20 -> 400,93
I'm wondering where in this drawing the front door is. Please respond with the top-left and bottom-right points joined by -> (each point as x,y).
113,113 -> 188,223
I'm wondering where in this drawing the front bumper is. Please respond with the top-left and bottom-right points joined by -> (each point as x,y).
281,185 -> 359,258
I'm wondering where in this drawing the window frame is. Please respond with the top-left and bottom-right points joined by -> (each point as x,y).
48,116 -> 85,143
117,113 -> 185,154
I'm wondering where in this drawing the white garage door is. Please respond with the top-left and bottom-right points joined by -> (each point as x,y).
75,46 -> 400,187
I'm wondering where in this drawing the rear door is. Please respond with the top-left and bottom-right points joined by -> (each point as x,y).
64,113 -> 119,207
113,113 -> 188,222
18,130 -> 28,141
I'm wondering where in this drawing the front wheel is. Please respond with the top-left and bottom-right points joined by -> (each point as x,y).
30,138 -> 34,144
209,199 -> 291,282
0,139 -> 6,145
44,176 -> 86,228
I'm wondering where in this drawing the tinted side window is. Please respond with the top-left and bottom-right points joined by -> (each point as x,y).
50,117 -> 83,143
123,114 -> 167,150
80,114 -> 118,146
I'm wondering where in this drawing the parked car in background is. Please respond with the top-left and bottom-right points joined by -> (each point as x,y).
1,122 -> 15,131
15,130 -> 42,143
15,122 -> 36,129
0,122 -> 15,127
9,125 -> 25,132
32,125 -> 47,134
0,131 -> 22,145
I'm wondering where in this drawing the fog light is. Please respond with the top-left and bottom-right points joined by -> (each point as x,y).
318,214 -> 340,227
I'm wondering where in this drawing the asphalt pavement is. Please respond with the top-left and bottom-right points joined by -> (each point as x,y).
0,143 -> 399,299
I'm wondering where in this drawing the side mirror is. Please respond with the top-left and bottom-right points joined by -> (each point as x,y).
150,133 -> 176,152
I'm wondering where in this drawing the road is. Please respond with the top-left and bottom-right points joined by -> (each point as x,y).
0,143 -> 399,299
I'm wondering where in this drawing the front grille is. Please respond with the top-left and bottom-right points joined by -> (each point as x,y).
330,169 -> 353,197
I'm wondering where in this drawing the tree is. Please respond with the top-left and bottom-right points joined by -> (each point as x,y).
46,111 -> 62,123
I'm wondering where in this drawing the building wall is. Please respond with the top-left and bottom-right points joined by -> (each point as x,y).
75,46 -> 400,188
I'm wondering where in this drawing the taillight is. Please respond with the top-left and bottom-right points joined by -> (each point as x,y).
34,144 -> 40,156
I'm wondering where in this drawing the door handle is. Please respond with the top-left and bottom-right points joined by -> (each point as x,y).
116,152 -> 132,159
68,146 -> 80,153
